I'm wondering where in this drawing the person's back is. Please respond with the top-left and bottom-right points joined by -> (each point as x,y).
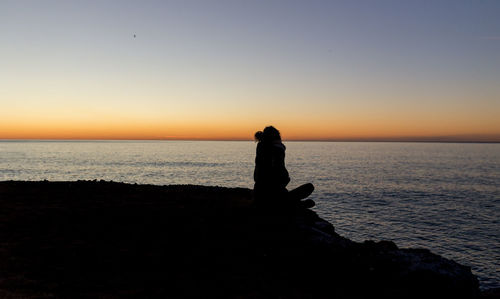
254,140 -> 289,191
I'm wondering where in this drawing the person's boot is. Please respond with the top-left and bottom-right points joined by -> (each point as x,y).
298,199 -> 315,209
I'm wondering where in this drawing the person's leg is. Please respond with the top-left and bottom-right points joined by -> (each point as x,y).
287,183 -> 314,202
254,185 -> 288,209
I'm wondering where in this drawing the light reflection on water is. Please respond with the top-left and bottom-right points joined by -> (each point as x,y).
1,140 -> 499,289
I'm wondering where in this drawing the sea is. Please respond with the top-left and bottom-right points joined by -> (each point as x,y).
0,140 -> 499,290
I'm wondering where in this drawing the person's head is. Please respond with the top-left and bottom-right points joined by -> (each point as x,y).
254,126 -> 281,143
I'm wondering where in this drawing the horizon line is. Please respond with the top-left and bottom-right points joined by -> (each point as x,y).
1,137 -> 499,144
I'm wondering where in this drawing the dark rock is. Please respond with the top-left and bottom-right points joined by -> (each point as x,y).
0,181 -> 480,298
481,287 -> 500,298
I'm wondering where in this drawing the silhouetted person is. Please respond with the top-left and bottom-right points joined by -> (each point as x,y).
253,126 -> 315,209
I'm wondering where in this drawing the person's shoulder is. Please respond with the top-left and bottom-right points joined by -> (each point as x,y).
272,142 -> 286,151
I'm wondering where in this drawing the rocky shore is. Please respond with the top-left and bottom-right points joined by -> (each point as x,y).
0,181 -> 484,298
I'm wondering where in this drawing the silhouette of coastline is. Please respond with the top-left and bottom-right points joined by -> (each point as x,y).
0,181 -> 483,298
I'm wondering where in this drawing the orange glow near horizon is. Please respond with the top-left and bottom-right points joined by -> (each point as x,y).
2,115 -> 499,142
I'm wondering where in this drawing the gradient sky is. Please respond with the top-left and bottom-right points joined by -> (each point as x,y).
1,0 -> 499,141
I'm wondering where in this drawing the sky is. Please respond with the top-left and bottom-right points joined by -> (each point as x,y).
1,0 -> 499,141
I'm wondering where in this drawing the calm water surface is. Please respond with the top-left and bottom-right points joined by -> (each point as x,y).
1,140 -> 499,289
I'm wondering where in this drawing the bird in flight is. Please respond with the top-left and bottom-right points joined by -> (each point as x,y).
133,34 -> 136,38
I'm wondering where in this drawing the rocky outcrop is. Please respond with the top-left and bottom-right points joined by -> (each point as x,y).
0,181 -> 480,298
288,208 -> 479,298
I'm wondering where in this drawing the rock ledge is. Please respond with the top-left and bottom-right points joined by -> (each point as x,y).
0,181 -> 479,298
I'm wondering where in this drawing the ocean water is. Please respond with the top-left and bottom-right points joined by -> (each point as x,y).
0,140 -> 499,289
